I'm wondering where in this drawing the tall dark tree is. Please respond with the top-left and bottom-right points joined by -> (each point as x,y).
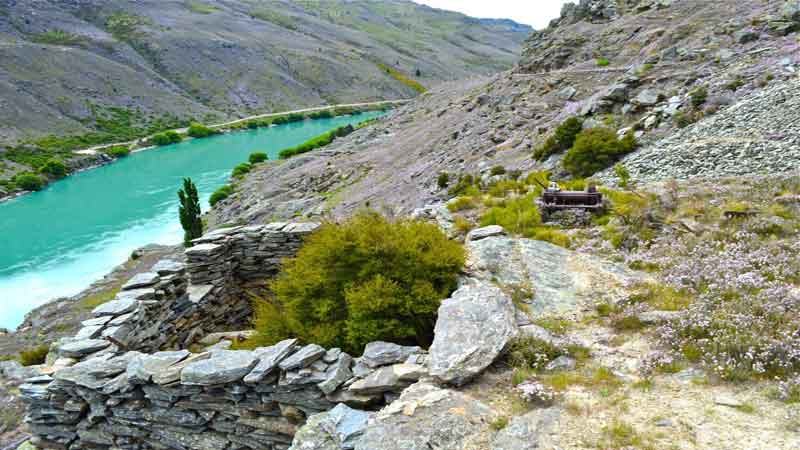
178,178 -> 203,247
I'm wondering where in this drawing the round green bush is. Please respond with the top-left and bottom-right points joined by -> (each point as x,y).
249,152 -> 268,164
151,130 -> 183,146
231,162 -> 252,178
106,145 -> 131,158
209,184 -> 234,207
15,172 -> 45,191
563,128 -> 636,177
187,122 -> 217,138
252,211 -> 466,353
39,159 -> 68,178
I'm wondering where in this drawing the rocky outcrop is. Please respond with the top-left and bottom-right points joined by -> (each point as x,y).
289,404 -> 370,450
465,232 -> 642,318
428,278 -> 518,386
354,382 -> 493,450
491,407 -> 562,450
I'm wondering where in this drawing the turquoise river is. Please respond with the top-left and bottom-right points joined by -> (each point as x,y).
0,111 -> 383,329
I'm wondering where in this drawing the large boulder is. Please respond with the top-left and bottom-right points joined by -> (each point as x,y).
428,279 -> 518,385
289,404 -> 370,450
355,381 -> 493,450
465,236 -> 642,317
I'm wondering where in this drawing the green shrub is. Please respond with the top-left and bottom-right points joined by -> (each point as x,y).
447,196 -> 478,212
437,172 -> 450,189
533,117 -> 583,161
151,130 -> 182,146
187,122 -> 217,138
725,77 -> 746,92
279,124 -> 354,159
19,345 -> 49,366
308,110 -> 334,119
378,63 -> 427,93
231,162 -> 253,178
106,145 -> 131,158
249,152 -> 268,164
532,227 -> 571,248
15,172 -> 45,191
596,58 -> 611,67
39,159 -> 68,178
690,87 -> 708,109
614,163 -> 631,189
490,165 -> 507,176
178,178 -> 203,247
563,128 -> 636,177
30,29 -> 87,46
253,211 -> 465,353
480,193 -> 542,237
448,174 -> 481,197
210,184 -> 234,206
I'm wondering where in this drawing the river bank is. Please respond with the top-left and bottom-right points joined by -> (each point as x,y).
0,100 -> 408,204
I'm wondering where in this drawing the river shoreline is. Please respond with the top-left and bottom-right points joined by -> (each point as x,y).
0,100 -> 409,204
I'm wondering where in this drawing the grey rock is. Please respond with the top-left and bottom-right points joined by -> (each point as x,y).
122,272 -> 160,290
428,279 -> 518,385
361,342 -> 421,368
279,344 -> 326,371
466,225 -> 506,242
187,284 -> 214,303
127,350 -> 191,383
545,355 -> 577,372
151,352 -> 212,385
151,259 -> 185,275
0,360 -> 41,381
556,86 -> 577,100
58,339 -> 110,358
633,89 -> 660,106
714,394 -> 744,408
245,339 -> 299,383
55,353 -> 139,390
92,297 -> 137,317
637,310 -> 684,325
290,404 -> 370,450
318,353 -> 354,395
349,363 -> 424,394
785,0 -> 800,21
355,381 -> 492,450
185,242 -> 224,256
74,325 -> 104,340
492,407 -> 561,450
181,350 -> 257,385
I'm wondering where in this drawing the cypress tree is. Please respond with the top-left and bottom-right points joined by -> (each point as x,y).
178,178 -> 203,247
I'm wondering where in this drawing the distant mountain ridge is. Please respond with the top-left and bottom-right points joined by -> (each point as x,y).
0,0 -> 532,144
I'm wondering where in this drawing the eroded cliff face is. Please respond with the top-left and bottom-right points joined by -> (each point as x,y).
213,0 -> 800,227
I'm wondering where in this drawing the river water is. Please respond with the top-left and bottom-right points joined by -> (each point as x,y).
0,112 -> 383,329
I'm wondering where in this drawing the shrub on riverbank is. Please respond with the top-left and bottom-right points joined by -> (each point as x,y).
250,210 -> 465,353
39,159 -> 68,178
210,184 -> 234,206
14,172 -> 45,191
278,124 -> 355,159
106,145 -> 131,158
231,163 -> 252,178
249,152 -> 268,164
187,122 -> 218,138
151,130 -> 183,146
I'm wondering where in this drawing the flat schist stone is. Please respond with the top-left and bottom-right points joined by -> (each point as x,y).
244,339 -> 298,383
278,344 -> 325,371
59,339 -> 111,358
187,284 -> 214,303
284,222 -> 320,233
151,259 -> 185,275
116,288 -> 156,301
127,350 -> 191,383
466,225 -> 506,242
122,272 -> 160,290
184,243 -> 224,256
180,350 -> 257,385
92,297 -> 138,317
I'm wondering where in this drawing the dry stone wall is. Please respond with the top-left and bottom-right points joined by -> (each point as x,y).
22,222 -> 434,450
21,340 -> 427,450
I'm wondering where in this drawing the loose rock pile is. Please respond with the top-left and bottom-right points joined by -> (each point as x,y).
601,75 -> 800,182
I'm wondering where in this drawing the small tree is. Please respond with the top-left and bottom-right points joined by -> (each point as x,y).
39,159 -> 68,178
614,163 -> 631,189
178,178 -> 203,246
